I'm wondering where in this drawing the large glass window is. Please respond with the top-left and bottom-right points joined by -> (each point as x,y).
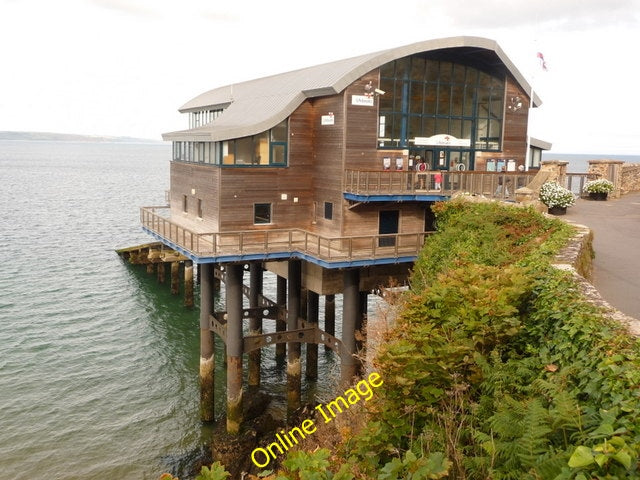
173,119 -> 288,167
378,56 -> 505,151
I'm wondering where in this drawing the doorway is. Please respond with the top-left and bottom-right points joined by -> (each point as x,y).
379,210 -> 399,247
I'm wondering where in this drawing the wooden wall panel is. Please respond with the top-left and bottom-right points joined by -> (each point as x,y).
342,203 -> 428,237
170,162 -> 220,232
311,94 -> 347,237
218,102 -> 315,231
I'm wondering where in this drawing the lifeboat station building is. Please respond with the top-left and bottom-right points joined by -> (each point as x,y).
141,36 -> 545,430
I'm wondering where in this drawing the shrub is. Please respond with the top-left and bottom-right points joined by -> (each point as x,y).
539,182 -> 575,208
583,178 -> 614,193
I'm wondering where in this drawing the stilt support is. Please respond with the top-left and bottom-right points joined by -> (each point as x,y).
248,263 -> 262,390
199,263 -> 215,422
306,290 -> 319,380
341,268 -> 360,385
184,261 -> 194,308
324,294 -> 335,352
276,275 -> 287,361
157,262 -> 165,284
287,260 -> 302,414
226,263 -> 244,434
171,261 -> 180,295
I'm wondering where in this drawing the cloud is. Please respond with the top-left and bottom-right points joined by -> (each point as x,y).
87,0 -> 160,18
432,0 -> 640,30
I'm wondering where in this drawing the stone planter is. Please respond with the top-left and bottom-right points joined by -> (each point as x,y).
589,191 -> 608,201
548,205 -> 567,215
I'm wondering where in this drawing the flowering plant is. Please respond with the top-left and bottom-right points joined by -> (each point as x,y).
583,179 -> 614,193
539,182 -> 576,208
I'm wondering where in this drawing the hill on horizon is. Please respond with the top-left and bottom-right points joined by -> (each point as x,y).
0,130 -> 164,144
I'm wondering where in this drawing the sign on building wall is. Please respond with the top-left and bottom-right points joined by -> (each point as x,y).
321,113 -> 335,125
351,95 -> 375,107
414,134 -> 471,147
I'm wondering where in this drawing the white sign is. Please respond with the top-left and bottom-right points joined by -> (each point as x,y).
321,113 -> 335,125
351,95 -> 375,107
414,134 -> 471,147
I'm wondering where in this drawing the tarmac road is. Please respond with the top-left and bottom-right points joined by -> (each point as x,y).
564,192 -> 640,319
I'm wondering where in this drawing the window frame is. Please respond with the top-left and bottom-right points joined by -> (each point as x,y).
377,56 -> 505,152
253,203 -> 272,225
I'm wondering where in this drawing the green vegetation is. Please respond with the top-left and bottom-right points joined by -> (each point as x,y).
343,200 -> 640,479
169,200 -> 640,479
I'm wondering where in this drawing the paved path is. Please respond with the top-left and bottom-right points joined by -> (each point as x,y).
564,192 -> 640,319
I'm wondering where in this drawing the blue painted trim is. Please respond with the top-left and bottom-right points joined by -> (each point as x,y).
142,227 -> 416,268
343,193 -> 449,202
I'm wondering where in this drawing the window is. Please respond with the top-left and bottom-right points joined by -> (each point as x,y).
197,199 -> 203,218
324,202 -> 333,220
172,119 -> 288,167
182,195 -> 188,213
378,55 -> 504,152
254,203 -> 272,224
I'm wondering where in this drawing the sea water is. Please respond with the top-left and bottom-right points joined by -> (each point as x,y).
0,140 -> 346,479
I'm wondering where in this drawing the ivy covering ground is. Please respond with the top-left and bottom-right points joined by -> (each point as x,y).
179,200 -> 640,480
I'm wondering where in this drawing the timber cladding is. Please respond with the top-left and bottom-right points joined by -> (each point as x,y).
217,103 -> 315,232
170,162 -> 220,231
342,203 -> 428,238
311,94 -> 347,236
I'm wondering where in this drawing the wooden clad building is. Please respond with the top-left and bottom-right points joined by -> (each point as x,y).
141,37 -> 548,427
153,36 -> 544,270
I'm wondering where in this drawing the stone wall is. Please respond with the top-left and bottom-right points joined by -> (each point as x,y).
620,163 -> 640,195
553,220 -> 640,336
587,160 -> 624,198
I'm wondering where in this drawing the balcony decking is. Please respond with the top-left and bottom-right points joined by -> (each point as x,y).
141,170 -> 541,267
141,206 -> 429,267
344,169 -> 538,199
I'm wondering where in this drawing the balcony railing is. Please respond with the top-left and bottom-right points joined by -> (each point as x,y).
141,206 -> 429,263
344,169 -> 538,200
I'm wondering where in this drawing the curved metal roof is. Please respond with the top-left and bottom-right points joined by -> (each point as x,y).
163,36 -> 540,142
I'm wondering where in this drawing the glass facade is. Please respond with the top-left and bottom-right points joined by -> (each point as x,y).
172,119 -> 288,167
378,56 -> 505,152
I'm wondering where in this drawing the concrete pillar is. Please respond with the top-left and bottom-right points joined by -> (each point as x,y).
287,260 -> 302,414
341,269 -> 359,385
157,262 -> 165,284
306,290 -> 319,380
357,291 -> 368,375
324,294 -> 335,351
184,261 -> 194,308
225,263 -> 244,434
199,263 -> 215,422
276,275 -> 287,361
171,262 -> 180,295
248,262 -> 262,390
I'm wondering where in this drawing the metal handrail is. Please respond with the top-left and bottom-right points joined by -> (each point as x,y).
141,206 -> 430,261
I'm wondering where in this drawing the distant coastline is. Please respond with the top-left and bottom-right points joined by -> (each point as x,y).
0,130 -> 164,144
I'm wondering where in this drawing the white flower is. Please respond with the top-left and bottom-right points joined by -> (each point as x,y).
583,179 -> 614,193
539,182 -> 576,208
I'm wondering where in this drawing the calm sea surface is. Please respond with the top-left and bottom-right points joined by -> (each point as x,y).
0,141 -> 346,480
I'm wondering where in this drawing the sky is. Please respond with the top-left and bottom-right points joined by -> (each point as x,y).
1,0 -> 639,154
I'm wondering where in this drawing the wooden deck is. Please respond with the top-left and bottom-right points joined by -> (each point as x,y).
141,206 -> 429,264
